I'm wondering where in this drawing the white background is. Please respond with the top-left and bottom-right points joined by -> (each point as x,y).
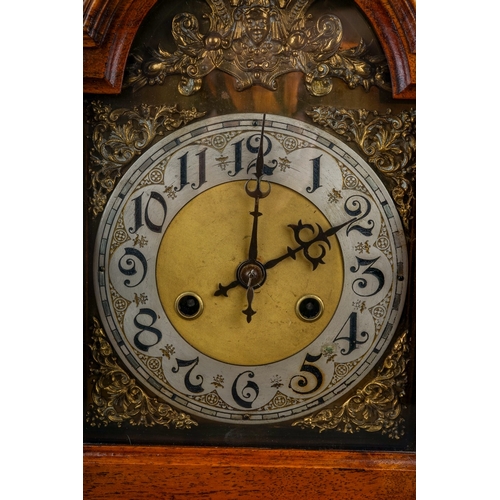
2,1 -> 498,498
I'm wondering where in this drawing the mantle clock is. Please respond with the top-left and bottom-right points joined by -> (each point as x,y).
83,0 -> 416,498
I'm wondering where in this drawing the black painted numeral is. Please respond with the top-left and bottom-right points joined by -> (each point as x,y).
289,353 -> 323,394
128,191 -> 167,234
334,312 -> 369,355
118,247 -> 148,287
231,371 -> 259,408
175,149 -> 207,192
133,308 -> 162,352
351,256 -> 385,297
344,195 -> 374,236
306,155 -> 322,193
172,357 -> 204,393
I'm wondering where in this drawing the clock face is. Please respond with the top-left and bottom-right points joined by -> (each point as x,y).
94,113 -> 407,423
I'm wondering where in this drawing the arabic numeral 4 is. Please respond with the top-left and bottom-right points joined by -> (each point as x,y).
334,312 -> 369,356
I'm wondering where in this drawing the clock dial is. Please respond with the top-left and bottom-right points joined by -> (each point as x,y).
94,114 -> 407,423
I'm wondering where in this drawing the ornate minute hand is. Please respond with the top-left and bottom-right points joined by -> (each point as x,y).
246,114 -> 271,261
264,218 -> 355,271
214,115 -> 270,301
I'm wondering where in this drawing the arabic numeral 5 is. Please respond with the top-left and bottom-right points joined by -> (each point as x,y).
289,353 -> 323,395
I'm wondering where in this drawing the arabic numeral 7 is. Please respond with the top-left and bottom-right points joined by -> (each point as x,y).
172,357 -> 204,393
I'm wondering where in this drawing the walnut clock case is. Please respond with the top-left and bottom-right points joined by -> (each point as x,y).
84,0 -> 416,498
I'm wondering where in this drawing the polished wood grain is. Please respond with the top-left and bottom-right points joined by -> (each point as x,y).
84,445 -> 416,500
354,0 -> 416,98
83,0 -> 416,98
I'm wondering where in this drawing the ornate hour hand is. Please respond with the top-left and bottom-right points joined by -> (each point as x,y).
264,218 -> 355,271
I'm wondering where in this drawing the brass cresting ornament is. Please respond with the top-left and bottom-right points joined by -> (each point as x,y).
125,0 -> 391,96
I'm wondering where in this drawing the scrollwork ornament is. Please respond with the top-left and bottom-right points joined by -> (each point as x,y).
86,101 -> 205,217
307,106 -> 416,229
292,330 -> 409,438
86,317 -> 198,429
125,0 -> 391,96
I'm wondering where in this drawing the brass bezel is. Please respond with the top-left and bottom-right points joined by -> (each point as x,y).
175,292 -> 204,320
295,295 -> 325,322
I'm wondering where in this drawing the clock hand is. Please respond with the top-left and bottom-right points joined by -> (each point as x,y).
245,114 -> 271,262
264,218 -> 355,271
214,279 -> 239,297
214,115 -> 270,302
242,275 -> 257,323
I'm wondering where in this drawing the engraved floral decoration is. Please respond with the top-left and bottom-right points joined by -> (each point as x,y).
125,0 -> 390,96
292,331 -> 409,438
86,317 -> 198,429
86,101 -> 205,217
307,106 -> 416,229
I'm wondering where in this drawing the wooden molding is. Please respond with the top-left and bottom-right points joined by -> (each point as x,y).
83,0 -> 158,93
354,0 -> 416,99
83,0 -> 416,98
84,445 -> 416,499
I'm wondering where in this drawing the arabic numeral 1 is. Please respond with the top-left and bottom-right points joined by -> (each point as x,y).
175,149 -> 207,192
306,155 -> 322,193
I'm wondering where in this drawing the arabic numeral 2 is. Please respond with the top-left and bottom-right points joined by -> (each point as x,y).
344,195 -> 374,236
